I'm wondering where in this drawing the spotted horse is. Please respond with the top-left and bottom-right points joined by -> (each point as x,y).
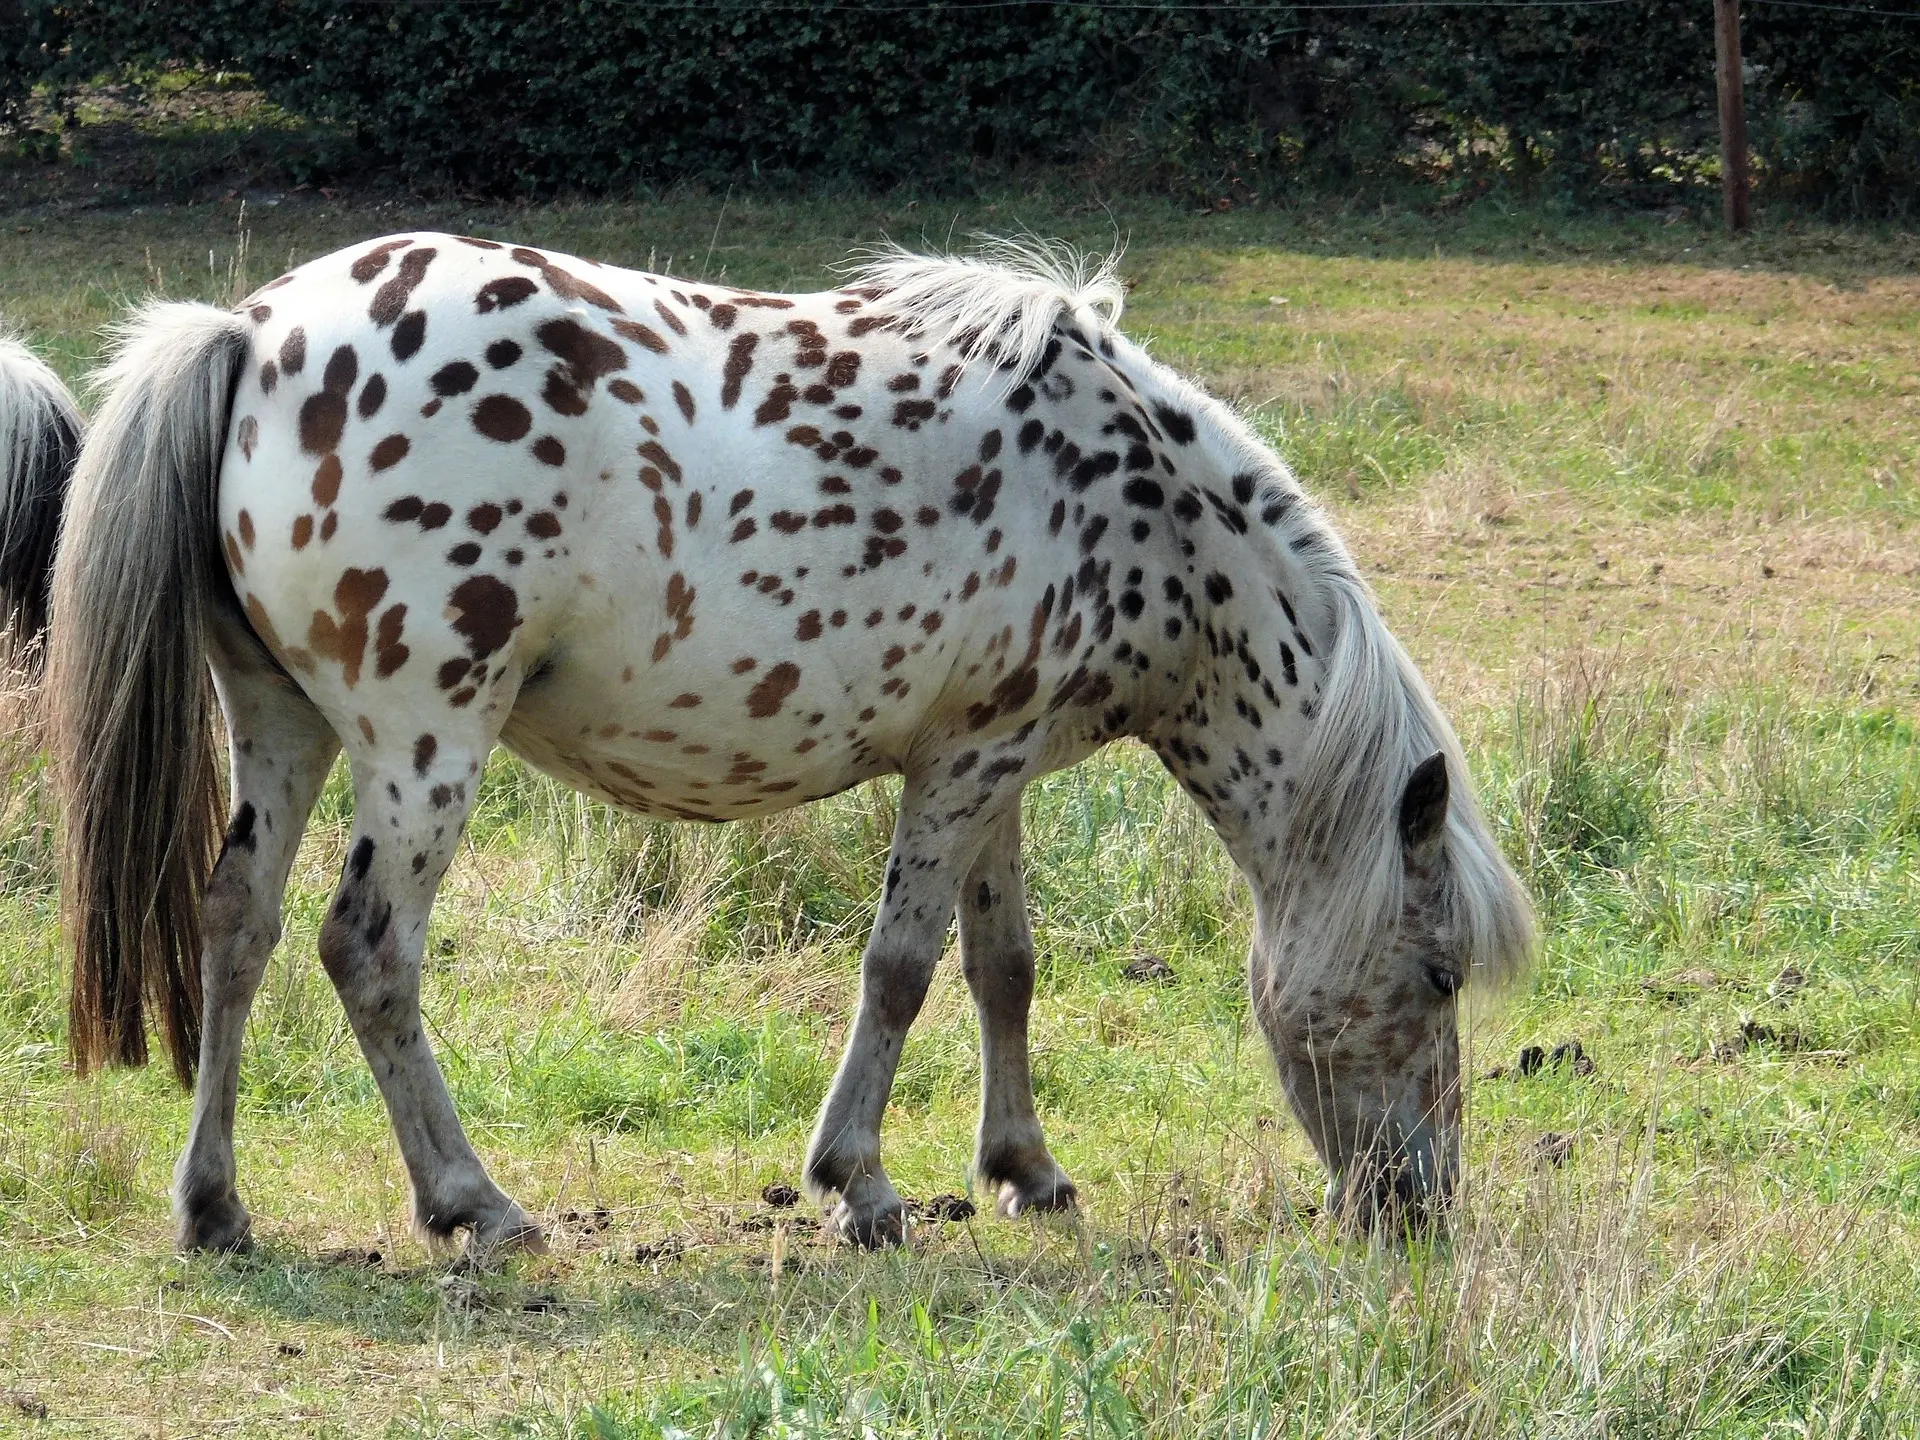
34,234 -> 1533,1258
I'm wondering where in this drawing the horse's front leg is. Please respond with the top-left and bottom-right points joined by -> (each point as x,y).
804,765 -> 1025,1247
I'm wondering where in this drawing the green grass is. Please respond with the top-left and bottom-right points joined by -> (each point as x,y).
0,192 -> 1917,1435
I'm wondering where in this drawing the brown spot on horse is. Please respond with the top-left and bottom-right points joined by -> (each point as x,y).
746,662 -> 801,718
307,567 -> 391,687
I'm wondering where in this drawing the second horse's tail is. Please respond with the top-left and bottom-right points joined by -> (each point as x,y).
0,334 -> 82,663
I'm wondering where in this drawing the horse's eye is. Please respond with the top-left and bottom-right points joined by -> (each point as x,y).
1424,963 -> 1460,998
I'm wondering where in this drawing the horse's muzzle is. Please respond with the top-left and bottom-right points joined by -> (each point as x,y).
1325,1121 -> 1458,1235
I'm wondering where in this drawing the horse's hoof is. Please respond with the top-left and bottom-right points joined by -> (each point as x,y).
833,1199 -> 907,1249
175,1194 -> 254,1255
457,1207 -> 548,1267
996,1169 -> 1079,1219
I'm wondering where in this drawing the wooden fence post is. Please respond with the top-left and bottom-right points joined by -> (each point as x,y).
1714,0 -> 1751,232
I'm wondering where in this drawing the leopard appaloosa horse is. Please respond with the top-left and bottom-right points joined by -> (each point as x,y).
30,235 -> 1531,1258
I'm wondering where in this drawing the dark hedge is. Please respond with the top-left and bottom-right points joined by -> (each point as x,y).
4,1 -> 1917,213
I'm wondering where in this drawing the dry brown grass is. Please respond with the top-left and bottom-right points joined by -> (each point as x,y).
1349,491 -> 1919,711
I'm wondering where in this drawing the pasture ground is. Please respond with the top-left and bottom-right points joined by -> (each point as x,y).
0,193 -> 1917,1437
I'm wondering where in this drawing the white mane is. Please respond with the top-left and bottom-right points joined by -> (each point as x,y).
1270,576 -> 1537,995
1168,375 -> 1536,998
844,236 -> 1124,386
855,240 -> 1535,997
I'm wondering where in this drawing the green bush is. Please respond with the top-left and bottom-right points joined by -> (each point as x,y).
5,1 -> 1918,212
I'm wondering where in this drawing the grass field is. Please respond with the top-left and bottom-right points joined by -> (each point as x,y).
0,191 -> 1917,1437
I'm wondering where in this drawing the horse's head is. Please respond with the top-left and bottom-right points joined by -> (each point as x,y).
1252,752 -> 1482,1231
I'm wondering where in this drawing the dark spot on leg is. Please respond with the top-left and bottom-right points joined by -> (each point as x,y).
224,802 -> 257,855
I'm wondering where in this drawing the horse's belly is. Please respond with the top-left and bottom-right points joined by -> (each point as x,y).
500,675 -> 891,822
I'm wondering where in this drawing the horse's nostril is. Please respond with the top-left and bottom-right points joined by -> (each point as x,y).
1391,1164 -> 1421,1205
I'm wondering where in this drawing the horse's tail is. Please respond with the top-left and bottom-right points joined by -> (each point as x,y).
0,334 -> 83,665
50,301 -> 250,1084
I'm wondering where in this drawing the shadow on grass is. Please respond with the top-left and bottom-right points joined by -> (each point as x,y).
193,1216 -> 1114,1350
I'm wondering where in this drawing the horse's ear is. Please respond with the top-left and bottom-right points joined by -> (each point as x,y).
1398,752 -> 1449,852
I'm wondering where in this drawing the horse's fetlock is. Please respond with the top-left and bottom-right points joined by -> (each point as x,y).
976,1136 -> 1049,1186
803,1146 -> 855,1201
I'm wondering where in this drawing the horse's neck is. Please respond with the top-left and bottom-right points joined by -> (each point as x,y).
1111,358 -> 1350,884
1145,547 -> 1332,885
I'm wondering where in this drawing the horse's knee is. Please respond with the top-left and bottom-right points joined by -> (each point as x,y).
861,947 -> 938,1032
317,898 -> 381,995
318,837 -> 396,981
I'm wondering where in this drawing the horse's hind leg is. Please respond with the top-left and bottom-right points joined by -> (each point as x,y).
174,620 -> 340,1251
317,731 -> 542,1261
959,808 -> 1077,1218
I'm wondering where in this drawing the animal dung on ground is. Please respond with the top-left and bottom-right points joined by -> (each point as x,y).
436,1272 -> 483,1314
1706,1017 -> 1844,1064
1723,1018 -> 1800,1056
1533,1132 -> 1574,1167
1549,1039 -> 1597,1076
760,1181 -> 801,1208
1122,953 -> 1177,984
4,1392 -> 48,1422
1497,1038 -> 1594,1080
634,1236 -> 686,1265
317,1246 -> 384,1268
909,1193 -> 978,1223
1768,964 -> 1808,1001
